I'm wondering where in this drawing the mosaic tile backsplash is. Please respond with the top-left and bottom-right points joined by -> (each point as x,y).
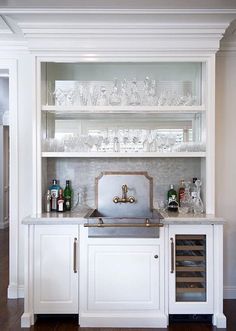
46,158 -> 202,209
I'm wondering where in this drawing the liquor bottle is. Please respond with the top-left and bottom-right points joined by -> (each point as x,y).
49,179 -> 60,211
167,184 -> 177,203
57,189 -> 65,212
64,180 -> 72,211
178,180 -> 185,206
45,189 -> 51,213
167,184 -> 178,212
191,177 -> 198,202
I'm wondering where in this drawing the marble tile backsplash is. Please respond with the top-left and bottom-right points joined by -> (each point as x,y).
47,158 -> 202,209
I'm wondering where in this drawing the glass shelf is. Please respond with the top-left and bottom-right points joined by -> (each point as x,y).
42,105 -> 206,114
41,151 -> 206,158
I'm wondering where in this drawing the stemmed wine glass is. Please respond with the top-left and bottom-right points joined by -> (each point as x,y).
109,78 -> 121,106
96,86 -> 108,106
129,79 -> 141,105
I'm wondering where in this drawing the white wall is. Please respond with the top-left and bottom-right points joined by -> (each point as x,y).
216,50 -> 236,298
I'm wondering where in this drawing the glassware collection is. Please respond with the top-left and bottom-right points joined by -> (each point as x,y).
47,78 -> 200,107
42,130 -> 205,153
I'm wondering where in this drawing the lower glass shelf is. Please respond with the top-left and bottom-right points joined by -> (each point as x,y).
41,152 -> 206,158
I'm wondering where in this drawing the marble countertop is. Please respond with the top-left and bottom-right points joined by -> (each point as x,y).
22,210 -> 225,225
160,211 -> 225,224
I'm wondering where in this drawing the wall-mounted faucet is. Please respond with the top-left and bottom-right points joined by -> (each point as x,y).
113,184 -> 136,204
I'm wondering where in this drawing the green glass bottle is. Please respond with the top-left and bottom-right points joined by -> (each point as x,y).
167,184 -> 177,203
64,180 -> 72,211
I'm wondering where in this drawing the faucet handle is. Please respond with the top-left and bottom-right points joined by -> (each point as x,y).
113,196 -> 119,203
128,196 -> 135,203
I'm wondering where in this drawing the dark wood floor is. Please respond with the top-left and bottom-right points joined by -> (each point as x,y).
0,228 -> 234,330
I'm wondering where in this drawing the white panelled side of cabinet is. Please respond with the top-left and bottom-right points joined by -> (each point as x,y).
34,225 -> 79,313
168,225 -> 213,314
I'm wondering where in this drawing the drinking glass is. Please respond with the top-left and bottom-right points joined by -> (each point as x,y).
120,79 -> 129,106
79,84 -> 88,106
109,79 -> 121,106
129,79 -> 141,105
96,86 -> 109,106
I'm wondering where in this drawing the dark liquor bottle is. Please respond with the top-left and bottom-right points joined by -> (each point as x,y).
167,184 -> 177,203
64,180 -> 72,211
57,189 -> 65,212
167,184 -> 178,212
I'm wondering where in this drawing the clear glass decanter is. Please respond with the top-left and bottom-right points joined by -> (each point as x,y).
72,190 -> 90,213
193,179 -> 204,214
180,181 -> 192,214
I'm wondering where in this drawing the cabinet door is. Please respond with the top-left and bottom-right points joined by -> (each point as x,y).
168,225 -> 213,314
87,243 -> 160,311
34,225 -> 79,313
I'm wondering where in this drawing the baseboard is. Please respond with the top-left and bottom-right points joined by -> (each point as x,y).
7,284 -> 24,299
79,313 -> 168,328
224,286 -> 236,299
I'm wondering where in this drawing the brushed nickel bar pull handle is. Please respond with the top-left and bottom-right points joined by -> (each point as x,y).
73,238 -> 77,273
84,223 -> 164,228
170,237 -> 174,274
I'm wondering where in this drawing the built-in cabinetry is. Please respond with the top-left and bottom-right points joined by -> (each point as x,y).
32,225 -> 78,314
21,218 -> 226,328
20,57 -> 222,329
37,59 -> 212,214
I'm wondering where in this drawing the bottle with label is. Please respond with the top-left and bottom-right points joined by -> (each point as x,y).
64,180 -> 72,211
45,189 -> 51,213
167,184 -> 178,212
49,179 -> 60,211
167,184 -> 177,203
178,180 -> 185,206
57,189 -> 65,212
191,177 -> 198,202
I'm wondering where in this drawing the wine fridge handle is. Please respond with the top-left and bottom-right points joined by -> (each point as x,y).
170,237 -> 174,274
73,238 -> 78,273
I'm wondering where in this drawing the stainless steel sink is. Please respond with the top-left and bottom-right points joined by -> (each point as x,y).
84,172 -> 163,238
84,208 -> 163,238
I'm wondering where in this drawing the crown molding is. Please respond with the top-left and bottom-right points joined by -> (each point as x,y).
1,8 -> 236,14
0,10 -> 236,54
0,16 -> 13,34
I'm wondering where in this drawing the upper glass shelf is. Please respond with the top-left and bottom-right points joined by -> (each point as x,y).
41,62 -> 205,108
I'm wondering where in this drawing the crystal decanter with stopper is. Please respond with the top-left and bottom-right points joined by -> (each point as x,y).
72,188 -> 90,213
193,179 -> 204,214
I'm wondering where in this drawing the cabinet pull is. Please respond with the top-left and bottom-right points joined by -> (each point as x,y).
73,238 -> 78,273
170,237 -> 174,273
